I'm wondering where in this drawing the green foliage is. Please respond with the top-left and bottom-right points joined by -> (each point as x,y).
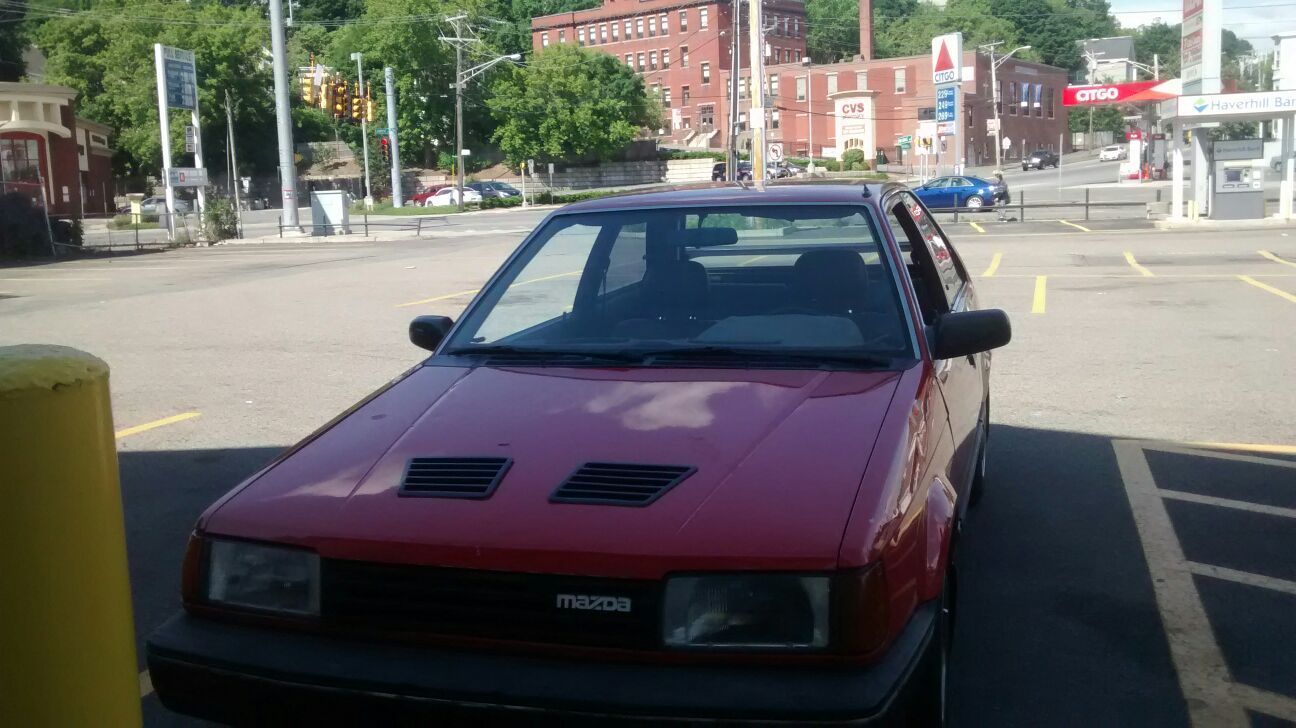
875,0 -> 1021,60
0,2 -> 25,81
108,214 -> 159,229
487,44 -> 659,166
0,192 -> 51,258
840,148 -> 867,171
1132,21 -> 1181,79
202,194 -> 239,242
658,149 -> 725,160
1067,106 -> 1124,134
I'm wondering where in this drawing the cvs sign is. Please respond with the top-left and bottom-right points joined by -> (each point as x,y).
1062,81 -> 1159,106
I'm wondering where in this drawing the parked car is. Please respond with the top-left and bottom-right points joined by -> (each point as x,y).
116,196 -> 191,214
425,186 -> 482,206
912,175 -> 1004,210
1098,145 -> 1126,162
467,181 -> 522,199
1021,149 -> 1059,170
147,183 -> 1010,726
711,161 -> 753,181
407,184 -> 451,206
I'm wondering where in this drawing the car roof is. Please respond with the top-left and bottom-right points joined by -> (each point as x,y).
558,182 -> 896,213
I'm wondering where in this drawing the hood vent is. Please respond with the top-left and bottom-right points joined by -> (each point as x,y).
550,462 -> 695,506
400,457 -> 511,499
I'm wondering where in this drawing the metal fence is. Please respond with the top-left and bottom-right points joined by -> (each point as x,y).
926,189 -> 1165,222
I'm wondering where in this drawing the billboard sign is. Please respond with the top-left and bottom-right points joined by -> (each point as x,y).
160,45 -> 197,111
935,86 -> 956,123
1177,90 -> 1296,118
1062,81 -> 1163,106
931,33 -> 962,84
166,167 -> 208,187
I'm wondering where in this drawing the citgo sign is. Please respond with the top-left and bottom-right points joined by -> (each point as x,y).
1062,81 -> 1159,106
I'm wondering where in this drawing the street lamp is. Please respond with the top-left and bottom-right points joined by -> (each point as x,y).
980,42 -> 1031,171
452,52 -> 521,212
801,56 -> 813,175
350,52 -> 373,208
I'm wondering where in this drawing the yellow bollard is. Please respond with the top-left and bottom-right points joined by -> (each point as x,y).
0,345 -> 142,727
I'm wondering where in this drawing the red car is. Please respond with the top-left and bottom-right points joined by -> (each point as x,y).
148,184 -> 1009,725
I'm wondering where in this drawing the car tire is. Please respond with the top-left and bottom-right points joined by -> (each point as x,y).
964,195 -> 984,209
911,570 -> 952,727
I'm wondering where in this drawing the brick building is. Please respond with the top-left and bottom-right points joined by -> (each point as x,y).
0,82 -> 116,216
531,0 -> 1068,164
531,0 -> 807,148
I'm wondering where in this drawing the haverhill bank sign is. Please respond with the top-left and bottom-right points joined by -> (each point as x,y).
1177,90 -> 1296,117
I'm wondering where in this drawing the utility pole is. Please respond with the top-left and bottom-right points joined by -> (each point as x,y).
980,42 -> 1030,172
225,89 -> 243,238
801,57 -> 813,174
747,0 -> 766,185
268,0 -> 300,232
385,66 -> 403,207
728,0 -> 741,181
442,15 -> 474,213
351,52 -> 373,207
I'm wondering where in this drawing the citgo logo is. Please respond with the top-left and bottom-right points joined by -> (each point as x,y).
1075,87 -> 1121,103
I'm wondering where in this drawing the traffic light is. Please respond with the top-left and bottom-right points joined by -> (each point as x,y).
301,72 -> 314,106
379,135 -> 391,164
318,74 -> 332,111
365,94 -> 376,124
332,79 -> 348,118
350,83 -> 363,121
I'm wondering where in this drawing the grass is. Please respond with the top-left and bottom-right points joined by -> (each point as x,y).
351,201 -> 465,216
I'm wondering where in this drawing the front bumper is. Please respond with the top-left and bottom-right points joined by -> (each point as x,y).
146,602 -> 936,726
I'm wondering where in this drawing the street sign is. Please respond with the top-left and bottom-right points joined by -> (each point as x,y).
527,159 -> 535,175
936,121 -> 956,137
897,135 -> 913,149
931,33 -> 962,84
160,46 -> 197,111
1002,136 -> 1012,151
1177,90 -> 1296,118
986,118 -> 1000,133
373,127 -> 390,135
768,143 -> 783,161
166,167 -> 208,187
184,125 -> 197,153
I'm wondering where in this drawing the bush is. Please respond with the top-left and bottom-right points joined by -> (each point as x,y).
480,196 -> 524,209
840,149 -> 867,172
658,149 -> 725,161
202,194 -> 239,242
0,192 -> 52,258
52,219 -> 83,248
108,214 -> 159,229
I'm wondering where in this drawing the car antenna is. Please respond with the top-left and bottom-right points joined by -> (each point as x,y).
860,183 -> 871,198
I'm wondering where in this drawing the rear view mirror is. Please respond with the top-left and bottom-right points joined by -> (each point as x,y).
933,309 -> 1011,359
679,227 -> 739,247
409,315 -> 454,352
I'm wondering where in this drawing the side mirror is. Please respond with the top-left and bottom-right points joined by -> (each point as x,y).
933,309 -> 1011,359
409,315 -> 454,352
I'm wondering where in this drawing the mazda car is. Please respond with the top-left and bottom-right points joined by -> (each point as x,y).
912,175 -> 1003,210
147,183 -> 1010,726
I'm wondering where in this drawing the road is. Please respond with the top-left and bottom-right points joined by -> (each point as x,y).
3,211 -> 1295,725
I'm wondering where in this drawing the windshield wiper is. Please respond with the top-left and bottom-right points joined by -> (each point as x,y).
443,344 -> 642,364
634,346 -> 894,368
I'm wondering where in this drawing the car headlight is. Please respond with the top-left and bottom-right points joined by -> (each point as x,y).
204,538 -> 320,616
662,574 -> 830,650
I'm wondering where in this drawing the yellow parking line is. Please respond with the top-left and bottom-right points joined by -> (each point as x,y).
981,252 -> 1002,277
515,270 -> 580,286
1259,250 -> 1296,269
114,412 -> 201,439
1124,251 -> 1155,277
1057,220 -> 1091,232
1238,275 -> 1296,304
140,670 -> 153,698
1188,441 -> 1296,455
739,255 -> 768,267
395,287 -> 480,308
1031,275 -> 1047,314
969,221 -> 986,234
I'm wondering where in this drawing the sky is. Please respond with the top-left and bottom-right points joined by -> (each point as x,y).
1108,0 -> 1296,51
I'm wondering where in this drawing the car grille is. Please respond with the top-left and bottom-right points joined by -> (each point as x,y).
322,559 -> 663,649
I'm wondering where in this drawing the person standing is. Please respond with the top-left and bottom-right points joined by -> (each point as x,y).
993,170 -> 1011,222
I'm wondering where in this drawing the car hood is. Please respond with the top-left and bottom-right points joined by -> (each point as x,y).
205,364 -> 903,578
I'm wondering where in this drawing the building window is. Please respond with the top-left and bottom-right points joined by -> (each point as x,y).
558,29 -> 565,43
996,81 -> 1003,115
600,23 -> 608,43
679,9 -> 687,32
638,52 -> 646,71
651,82 -> 660,102
737,112 -> 747,132
624,19 -> 631,38
826,73 -> 838,95
626,53 -> 634,66
0,137 -> 41,183
782,16 -> 790,36
541,32 -> 549,47
770,74 -> 779,97
663,87 -> 672,108
1047,88 -> 1055,118
770,15 -> 780,35
578,28 -> 586,45
771,109 -> 780,129
856,71 -> 867,88
650,50 -> 658,70
700,104 -> 715,127
648,16 -> 657,36
740,76 -> 749,99
793,18 -> 800,37
699,7 -> 708,29
682,85 -> 691,104
660,13 -> 669,35
681,45 -> 689,68
612,22 -> 619,41
701,61 -> 711,84
796,76 -> 807,101
636,17 -> 644,38
1009,82 -> 1018,115
682,116 -> 692,129
1035,85 -> 1044,117
662,49 -> 670,69
893,68 -> 906,93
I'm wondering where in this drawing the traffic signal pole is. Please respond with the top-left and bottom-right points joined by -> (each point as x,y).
268,0 -> 301,232
385,67 -> 403,208
352,53 -> 373,208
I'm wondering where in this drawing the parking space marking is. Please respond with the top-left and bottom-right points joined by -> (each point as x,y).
1057,220 -> 1091,232
1111,440 -> 1248,726
1188,562 -> 1296,597
980,252 -> 1002,277
1188,441 -> 1296,456
1160,489 -> 1296,519
1238,275 -> 1296,304
140,670 -> 153,698
1031,276 -> 1047,314
1232,683 -> 1296,721
114,412 -> 201,439
396,287 -> 481,308
1124,251 -> 1155,277
968,221 -> 986,234
1259,250 -> 1296,269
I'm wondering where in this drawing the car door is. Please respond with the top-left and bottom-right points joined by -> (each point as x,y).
920,178 -> 950,208
950,178 -> 975,206
889,191 -> 987,506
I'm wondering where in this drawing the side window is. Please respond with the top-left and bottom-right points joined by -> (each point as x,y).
908,196 -> 966,306
886,193 -> 968,322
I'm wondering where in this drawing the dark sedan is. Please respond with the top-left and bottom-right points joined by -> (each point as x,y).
911,175 -> 1003,210
467,181 -> 522,199
1021,149 -> 1059,170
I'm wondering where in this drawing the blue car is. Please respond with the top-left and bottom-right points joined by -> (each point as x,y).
912,175 -> 1004,210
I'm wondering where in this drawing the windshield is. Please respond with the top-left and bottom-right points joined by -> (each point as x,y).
444,204 -> 914,366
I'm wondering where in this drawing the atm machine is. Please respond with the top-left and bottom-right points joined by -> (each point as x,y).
1211,139 -> 1266,220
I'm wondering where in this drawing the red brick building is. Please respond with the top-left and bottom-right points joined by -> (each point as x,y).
531,0 -> 807,147
0,82 -> 116,217
531,0 -> 1068,164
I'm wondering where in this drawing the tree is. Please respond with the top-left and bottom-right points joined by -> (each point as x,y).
806,0 -> 860,63
1131,21 -> 1180,79
875,0 -> 1021,59
486,44 -> 659,165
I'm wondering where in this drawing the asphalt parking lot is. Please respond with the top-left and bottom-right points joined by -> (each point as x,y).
3,208 -> 1294,726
